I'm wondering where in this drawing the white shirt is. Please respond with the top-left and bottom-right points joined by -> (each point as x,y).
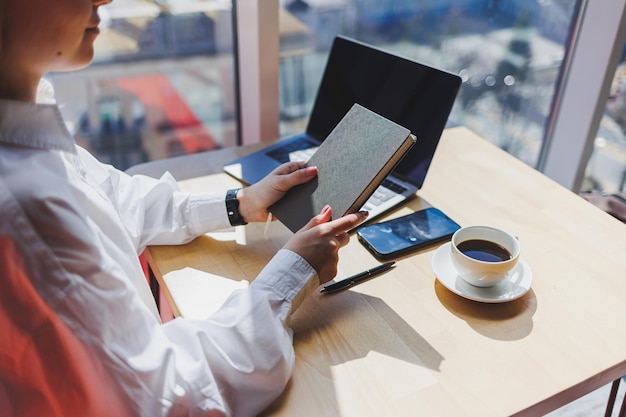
0,97 -> 319,416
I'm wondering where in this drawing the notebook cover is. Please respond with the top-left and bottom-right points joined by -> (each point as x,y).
269,103 -> 416,233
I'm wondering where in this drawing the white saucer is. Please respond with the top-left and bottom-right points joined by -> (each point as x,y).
431,242 -> 533,303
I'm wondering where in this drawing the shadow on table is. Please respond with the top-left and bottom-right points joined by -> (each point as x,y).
261,290 -> 443,415
434,280 -> 537,341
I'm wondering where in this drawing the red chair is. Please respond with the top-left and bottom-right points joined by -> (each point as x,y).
0,236 -> 133,417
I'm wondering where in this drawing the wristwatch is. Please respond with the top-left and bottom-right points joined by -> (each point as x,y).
225,188 -> 247,226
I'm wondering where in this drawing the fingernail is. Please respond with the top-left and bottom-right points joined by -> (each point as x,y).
360,210 -> 369,217
321,204 -> 331,214
305,166 -> 318,176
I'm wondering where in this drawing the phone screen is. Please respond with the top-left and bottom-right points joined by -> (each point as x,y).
357,207 -> 460,259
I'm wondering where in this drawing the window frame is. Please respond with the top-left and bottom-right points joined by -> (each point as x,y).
234,0 -> 280,146
540,0 -> 626,191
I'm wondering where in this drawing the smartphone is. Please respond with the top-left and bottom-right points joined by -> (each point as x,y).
357,207 -> 461,260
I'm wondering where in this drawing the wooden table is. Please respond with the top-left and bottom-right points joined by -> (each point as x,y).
146,127 -> 626,417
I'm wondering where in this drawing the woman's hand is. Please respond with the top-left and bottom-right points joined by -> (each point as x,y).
283,206 -> 369,285
236,161 -> 318,223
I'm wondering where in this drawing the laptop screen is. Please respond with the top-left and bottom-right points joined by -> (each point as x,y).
307,36 -> 461,189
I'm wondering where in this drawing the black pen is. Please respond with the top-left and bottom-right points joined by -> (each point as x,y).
320,261 -> 395,294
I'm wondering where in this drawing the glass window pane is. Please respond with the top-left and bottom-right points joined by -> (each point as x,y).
278,0 -> 580,169
583,43 -> 626,195
47,0 -> 236,171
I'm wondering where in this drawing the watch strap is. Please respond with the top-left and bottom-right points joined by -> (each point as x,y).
225,188 -> 247,226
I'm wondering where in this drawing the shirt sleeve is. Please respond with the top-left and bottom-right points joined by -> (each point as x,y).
158,250 -> 317,416
160,249 -> 317,416
76,146 -> 231,252
251,249 -> 321,322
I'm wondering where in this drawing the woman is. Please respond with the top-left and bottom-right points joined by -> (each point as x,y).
0,0 -> 367,415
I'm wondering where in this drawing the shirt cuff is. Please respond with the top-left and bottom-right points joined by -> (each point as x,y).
184,192 -> 232,233
251,249 -> 319,323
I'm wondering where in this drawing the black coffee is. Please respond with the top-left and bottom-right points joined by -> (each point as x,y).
457,239 -> 512,262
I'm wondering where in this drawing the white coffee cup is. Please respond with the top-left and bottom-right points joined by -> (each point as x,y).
450,225 -> 520,287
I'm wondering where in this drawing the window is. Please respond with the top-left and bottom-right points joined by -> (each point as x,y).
47,0 -> 237,171
583,42 -> 626,194
48,0 -> 626,194
278,0 -> 580,170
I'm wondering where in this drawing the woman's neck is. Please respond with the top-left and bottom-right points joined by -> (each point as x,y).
0,67 -> 42,102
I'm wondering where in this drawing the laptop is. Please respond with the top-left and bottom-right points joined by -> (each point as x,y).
223,35 -> 461,221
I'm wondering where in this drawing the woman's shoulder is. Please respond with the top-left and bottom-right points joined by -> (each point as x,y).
1,148 -> 87,232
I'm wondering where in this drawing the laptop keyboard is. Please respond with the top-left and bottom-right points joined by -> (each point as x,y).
266,137 -> 320,163
362,179 -> 408,211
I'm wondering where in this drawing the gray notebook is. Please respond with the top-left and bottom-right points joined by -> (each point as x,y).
269,103 -> 417,233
